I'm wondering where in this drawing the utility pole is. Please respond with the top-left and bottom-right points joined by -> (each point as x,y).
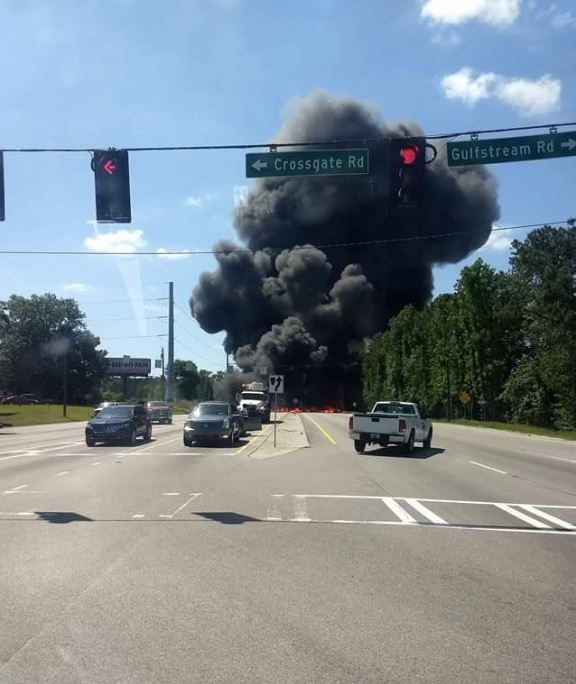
161,346 -> 165,398
165,282 -> 175,403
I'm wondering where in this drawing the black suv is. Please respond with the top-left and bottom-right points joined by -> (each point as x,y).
86,404 -> 152,446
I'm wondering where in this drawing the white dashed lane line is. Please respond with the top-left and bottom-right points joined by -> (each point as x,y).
470,461 -> 508,475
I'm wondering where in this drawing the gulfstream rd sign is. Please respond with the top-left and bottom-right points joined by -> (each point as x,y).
447,132 -> 576,166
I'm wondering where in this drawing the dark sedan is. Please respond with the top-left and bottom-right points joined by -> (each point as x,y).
183,402 -> 243,447
85,404 -> 152,447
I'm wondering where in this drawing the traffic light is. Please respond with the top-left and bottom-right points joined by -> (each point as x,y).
0,152 -> 5,222
388,137 -> 425,215
93,149 -> 131,223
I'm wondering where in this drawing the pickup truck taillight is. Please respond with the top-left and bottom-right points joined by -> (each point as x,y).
399,419 -> 407,432
348,415 -> 353,430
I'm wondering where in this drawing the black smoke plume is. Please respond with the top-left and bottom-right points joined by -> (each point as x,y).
190,92 -> 499,406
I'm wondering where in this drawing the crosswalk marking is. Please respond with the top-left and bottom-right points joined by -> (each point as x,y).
519,505 -> 575,530
405,498 -> 448,525
381,497 -> 417,523
495,503 -> 550,529
293,495 -> 311,521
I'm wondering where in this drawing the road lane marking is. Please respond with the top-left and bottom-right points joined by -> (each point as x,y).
381,497 -> 417,524
470,461 -> 508,475
234,426 -> 273,455
267,494 -> 284,521
495,503 -> 550,529
55,471 -> 70,477
8,485 -> 28,492
159,493 -> 202,519
90,462 -> 101,466
163,492 -> 180,496
303,415 -> 337,445
519,505 -> 576,530
405,498 -> 448,525
132,514 -> 145,519
131,436 -> 184,454
293,495 -> 311,521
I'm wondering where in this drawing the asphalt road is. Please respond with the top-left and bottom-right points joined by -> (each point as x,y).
0,414 -> 575,683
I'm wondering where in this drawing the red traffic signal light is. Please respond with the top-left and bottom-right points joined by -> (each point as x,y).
389,138 -> 425,215
400,144 -> 420,166
93,149 -> 131,223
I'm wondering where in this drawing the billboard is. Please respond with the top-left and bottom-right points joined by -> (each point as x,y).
105,357 -> 151,376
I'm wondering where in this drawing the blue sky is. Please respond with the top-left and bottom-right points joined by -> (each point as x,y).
0,0 -> 574,372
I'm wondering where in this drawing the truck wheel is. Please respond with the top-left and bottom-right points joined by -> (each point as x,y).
423,428 -> 432,450
354,439 -> 366,454
404,431 -> 415,455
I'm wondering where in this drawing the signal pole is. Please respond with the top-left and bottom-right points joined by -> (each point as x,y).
165,282 -> 175,403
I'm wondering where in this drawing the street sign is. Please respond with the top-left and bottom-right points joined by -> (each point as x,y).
268,375 -> 285,394
459,391 -> 471,405
105,357 -> 151,376
447,131 -> 576,167
246,149 -> 369,178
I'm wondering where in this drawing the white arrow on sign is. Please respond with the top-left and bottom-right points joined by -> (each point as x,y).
268,375 -> 284,394
560,138 -> 576,151
251,159 -> 268,171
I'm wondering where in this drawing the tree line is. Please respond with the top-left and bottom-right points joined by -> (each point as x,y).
361,224 -> 576,430
0,293 -> 216,405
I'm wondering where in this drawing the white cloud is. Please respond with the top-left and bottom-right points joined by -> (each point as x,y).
496,76 -> 561,116
441,67 -> 561,116
184,193 -> 217,208
421,0 -> 520,26
482,226 -> 514,252
156,248 -> 191,261
84,229 -> 145,254
185,196 -> 204,208
441,67 -> 497,104
550,11 -> 576,28
62,282 -> 90,293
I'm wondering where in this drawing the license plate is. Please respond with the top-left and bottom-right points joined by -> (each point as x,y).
371,433 -> 380,439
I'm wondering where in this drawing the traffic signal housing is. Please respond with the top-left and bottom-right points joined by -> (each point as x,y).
94,149 -> 131,223
0,152 -> 5,222
388,137 -> 425,215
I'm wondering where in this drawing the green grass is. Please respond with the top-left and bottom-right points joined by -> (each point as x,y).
0,404 -> 93,427
436,418 -> 576,441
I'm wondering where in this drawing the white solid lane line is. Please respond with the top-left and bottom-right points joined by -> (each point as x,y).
55,471 -> 69,477
293,495 -> 311,522
7,484 -> 28,492
519,505 -> 576,530
470,461 -> 508,475
381,496 -> 417,524
495,503 -> 550,529
405,498 -> 448,525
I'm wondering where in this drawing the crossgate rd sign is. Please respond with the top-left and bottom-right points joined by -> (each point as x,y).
246,149 -> 369,178
447,131 -> 576,167
268,375 -> 285,394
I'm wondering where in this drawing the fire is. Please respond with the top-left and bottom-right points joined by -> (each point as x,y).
281,405 -> 343,414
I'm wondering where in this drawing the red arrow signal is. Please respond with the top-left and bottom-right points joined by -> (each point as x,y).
102,159 -> 116,175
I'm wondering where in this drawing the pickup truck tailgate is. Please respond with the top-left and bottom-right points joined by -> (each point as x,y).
352,414 -> 399,434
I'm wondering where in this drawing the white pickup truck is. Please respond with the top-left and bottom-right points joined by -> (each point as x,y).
349,401 -> 432,454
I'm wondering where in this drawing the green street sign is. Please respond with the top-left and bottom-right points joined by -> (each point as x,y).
246,149 -> 369,178
447,131 -> 576,166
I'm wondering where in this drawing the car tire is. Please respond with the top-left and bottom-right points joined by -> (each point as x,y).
183,436 -> 192,447
354,439 -> 366,453
228,431 -> 235,448
404,431 -> 415,455
129,428 -> 137,447
423,428 -> 432,450
168,419 -> 173,425
145,425 -> 152,441
86,437 -> 96,447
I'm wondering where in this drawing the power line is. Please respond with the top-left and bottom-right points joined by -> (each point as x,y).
0,220 -> 569,257
78,297 -> 168,304
87,315 -> 167,322
0,121 -> 574,153
99,334 -> 168,340
173,320 -> 221,366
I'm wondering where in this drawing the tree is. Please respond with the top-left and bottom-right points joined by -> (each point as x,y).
0,294 -> 107,404
174,359 -> 200,400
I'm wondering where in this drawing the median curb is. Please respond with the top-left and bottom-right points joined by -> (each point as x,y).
247,412 -> 309,460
